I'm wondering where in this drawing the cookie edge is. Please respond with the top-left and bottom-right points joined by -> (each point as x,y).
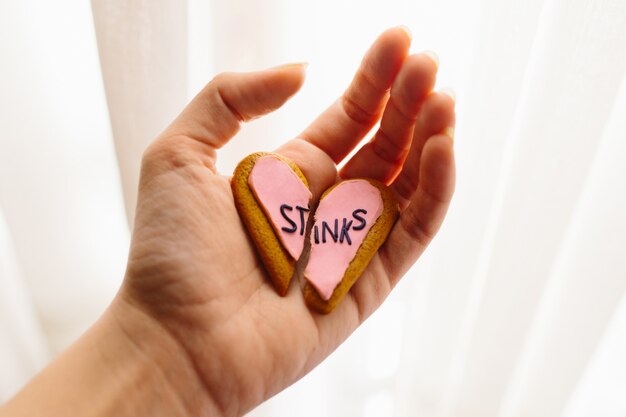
231,152 -> 310,296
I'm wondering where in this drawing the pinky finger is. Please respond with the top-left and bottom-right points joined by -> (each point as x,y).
380,133 -> 455,285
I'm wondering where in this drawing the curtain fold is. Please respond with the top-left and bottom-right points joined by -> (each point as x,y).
563,291 -> 626,417
442,0 -> 626,415
91,0 -> 189,224
0,208 -> 49,401
500,73 -> 626,417
0,0 -> 129,358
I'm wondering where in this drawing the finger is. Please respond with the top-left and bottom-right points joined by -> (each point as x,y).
392,90 -> 456,208
381,133 -> 455,283
163,64 -> 306,150
276,138 -> 338,201
303,135 -> 454,347
340,52 -> 438,183
300,26 -> 411,163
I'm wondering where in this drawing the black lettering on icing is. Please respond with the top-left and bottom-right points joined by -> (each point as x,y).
322,219 -> 338,243
305,208 -> 370,246
352,209 -> 367,231
280,204 -> 297,233
339,218 -> 353,245
295,205 -> 310,236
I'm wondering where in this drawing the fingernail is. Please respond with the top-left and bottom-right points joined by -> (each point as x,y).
397,25 -> 413,40
440,87 -> 456,103
422,50 -> 439,69
443,126 -> 455,142
273,62 -> 309,70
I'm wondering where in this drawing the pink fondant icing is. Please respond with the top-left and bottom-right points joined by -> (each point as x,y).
248,156 -> 312,260
304,180 -> 383,300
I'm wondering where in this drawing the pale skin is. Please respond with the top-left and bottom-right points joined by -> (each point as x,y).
0,27 -> 455,417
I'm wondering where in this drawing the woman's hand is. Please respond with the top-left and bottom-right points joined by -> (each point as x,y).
0,27 -> 455,417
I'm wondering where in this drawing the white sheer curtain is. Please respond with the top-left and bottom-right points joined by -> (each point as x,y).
1,1 -> 625,416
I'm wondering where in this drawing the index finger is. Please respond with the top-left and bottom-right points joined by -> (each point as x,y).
299,27 -> 411,163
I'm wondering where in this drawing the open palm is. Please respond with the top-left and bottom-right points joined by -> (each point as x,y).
118,27 -> 455,416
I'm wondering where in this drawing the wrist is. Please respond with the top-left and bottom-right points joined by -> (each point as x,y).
1,293 -> 221,417
105,294 -> 222,417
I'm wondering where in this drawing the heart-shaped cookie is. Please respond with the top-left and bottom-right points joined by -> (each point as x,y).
232,152 -> 312,295
302,179 -> 398,313
232,152 -> 399,312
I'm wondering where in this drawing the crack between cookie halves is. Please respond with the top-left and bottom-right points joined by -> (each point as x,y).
292,198 -> 317,292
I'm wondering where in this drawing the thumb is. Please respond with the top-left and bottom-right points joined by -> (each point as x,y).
164,63 -> 307,149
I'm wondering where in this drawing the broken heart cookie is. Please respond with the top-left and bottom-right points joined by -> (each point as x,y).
232,152 -> 312,295
302,179 -> 398,314
232,152 -> 399,313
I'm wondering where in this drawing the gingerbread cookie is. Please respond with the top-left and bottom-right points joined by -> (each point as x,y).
232,152 -> 312,295
232,152 -> 399,313
302,179 -> 398,314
